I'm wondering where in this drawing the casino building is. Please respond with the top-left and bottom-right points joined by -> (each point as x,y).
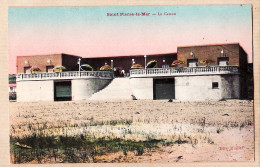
15,43 -> 252,102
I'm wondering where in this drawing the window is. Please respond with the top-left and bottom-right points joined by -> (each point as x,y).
188,62 -> 197,67
217,57 -> 229,66
219,60 -> 228,66
212,82 -> 219,89
46,65 -> 54,72
187,59 -> 198,67
24,67 -> 31,73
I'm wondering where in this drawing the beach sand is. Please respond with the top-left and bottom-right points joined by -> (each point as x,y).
9,99 -> 254,163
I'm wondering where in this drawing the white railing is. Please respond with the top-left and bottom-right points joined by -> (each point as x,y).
130,66 -> 239,77
16,71 -> 114,81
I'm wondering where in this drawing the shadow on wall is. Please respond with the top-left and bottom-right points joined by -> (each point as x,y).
98,79 -> 113,93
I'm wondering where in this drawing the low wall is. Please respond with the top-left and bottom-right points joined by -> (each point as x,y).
17,80 -> 54,102
71,78 -> 112,100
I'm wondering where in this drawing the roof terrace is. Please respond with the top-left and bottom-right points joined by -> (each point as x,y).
16,71 -> 114,81
130,65 -> 239,78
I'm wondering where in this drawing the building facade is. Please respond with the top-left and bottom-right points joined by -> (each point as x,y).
17,53 -> 81,74
130,43 -> 249,101
84,53 -> 177,73
15,43 -> 252,102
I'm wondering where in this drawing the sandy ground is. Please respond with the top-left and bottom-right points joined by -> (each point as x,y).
9,99 -> 254,163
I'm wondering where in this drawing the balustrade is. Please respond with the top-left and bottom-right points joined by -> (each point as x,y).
130,66 -> 239,77
16,71 -> 114,81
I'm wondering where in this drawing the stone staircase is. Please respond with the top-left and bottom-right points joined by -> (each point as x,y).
89,77 -> 133,100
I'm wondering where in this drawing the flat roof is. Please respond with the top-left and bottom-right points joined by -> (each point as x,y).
177,43 -> 241,48
17,53 -> 80,58
84,52 -> 177,59
177,42 -> 248,56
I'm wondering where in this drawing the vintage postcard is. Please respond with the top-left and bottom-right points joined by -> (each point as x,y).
7,4 -> 255,164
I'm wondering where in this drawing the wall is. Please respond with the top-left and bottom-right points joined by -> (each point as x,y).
17,54 -> 62,73
239,47 -> 249,99
174,75 -> 241,101
17,78 -> 112,102
239,46 -> 248,72
71,78 -> 112,100
17,53 -> 80,73
129,76 -> 224,101
129,78 -> 153,99
84,53 -> 177,73
17,80 -> 54,102
177,44 -> 240,67
129,74 -> 241,101
221,75 -> 240,99
62,54 -> 81,71
247,63 -> 254,99
175,75 -> 222,101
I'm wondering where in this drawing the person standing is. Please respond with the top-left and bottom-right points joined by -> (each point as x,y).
121,69 -> 125,77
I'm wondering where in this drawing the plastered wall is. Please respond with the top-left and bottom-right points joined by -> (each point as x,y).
71,78 -> 112,100
130,78 -> 153,99
17,80 -> 54,102
130,75 -> 241,101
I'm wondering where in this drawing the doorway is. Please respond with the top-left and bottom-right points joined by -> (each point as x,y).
153,78 -> 175,100
54,81 -> 72,101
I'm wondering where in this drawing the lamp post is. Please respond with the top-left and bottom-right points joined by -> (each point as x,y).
162,59 -> 165,68
47,59 -> 52,65
111,60 -> 113,68
190,51 -> 194,58
221,49 -> 224,57
78,57 -> 81,72
144,55 -> 147,69
132,59 -> 135,66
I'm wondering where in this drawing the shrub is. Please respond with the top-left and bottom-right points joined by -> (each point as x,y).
171,60 -> 185,67
80,64 -> 93,71
131,64 -> 144,69
30,66 -> 41,73
199,58 -> 215,65
100,65 -> 113,71
146,60 -> 157,68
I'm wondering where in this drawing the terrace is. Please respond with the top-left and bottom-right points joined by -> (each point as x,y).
130,66 -> 239,78
16,66 -> 240,81
16,71 -> 114,81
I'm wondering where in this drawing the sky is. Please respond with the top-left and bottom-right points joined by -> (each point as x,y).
8,5 -> 252,74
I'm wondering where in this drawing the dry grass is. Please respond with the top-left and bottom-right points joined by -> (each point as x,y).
9,99 -> 254,163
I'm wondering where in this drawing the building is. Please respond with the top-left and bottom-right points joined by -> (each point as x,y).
84,53 -> 177,74
9,74 -> 17,100
9,84 -> 17,100
130,43 -> 249,100
15,53 -> 176,102
247,63 -> 254,99
17,53 -> 81,73
17,53 -> 177,74
15,43 -> 252,102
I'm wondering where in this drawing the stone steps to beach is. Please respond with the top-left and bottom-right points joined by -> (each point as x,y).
89,77 -> 133,100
